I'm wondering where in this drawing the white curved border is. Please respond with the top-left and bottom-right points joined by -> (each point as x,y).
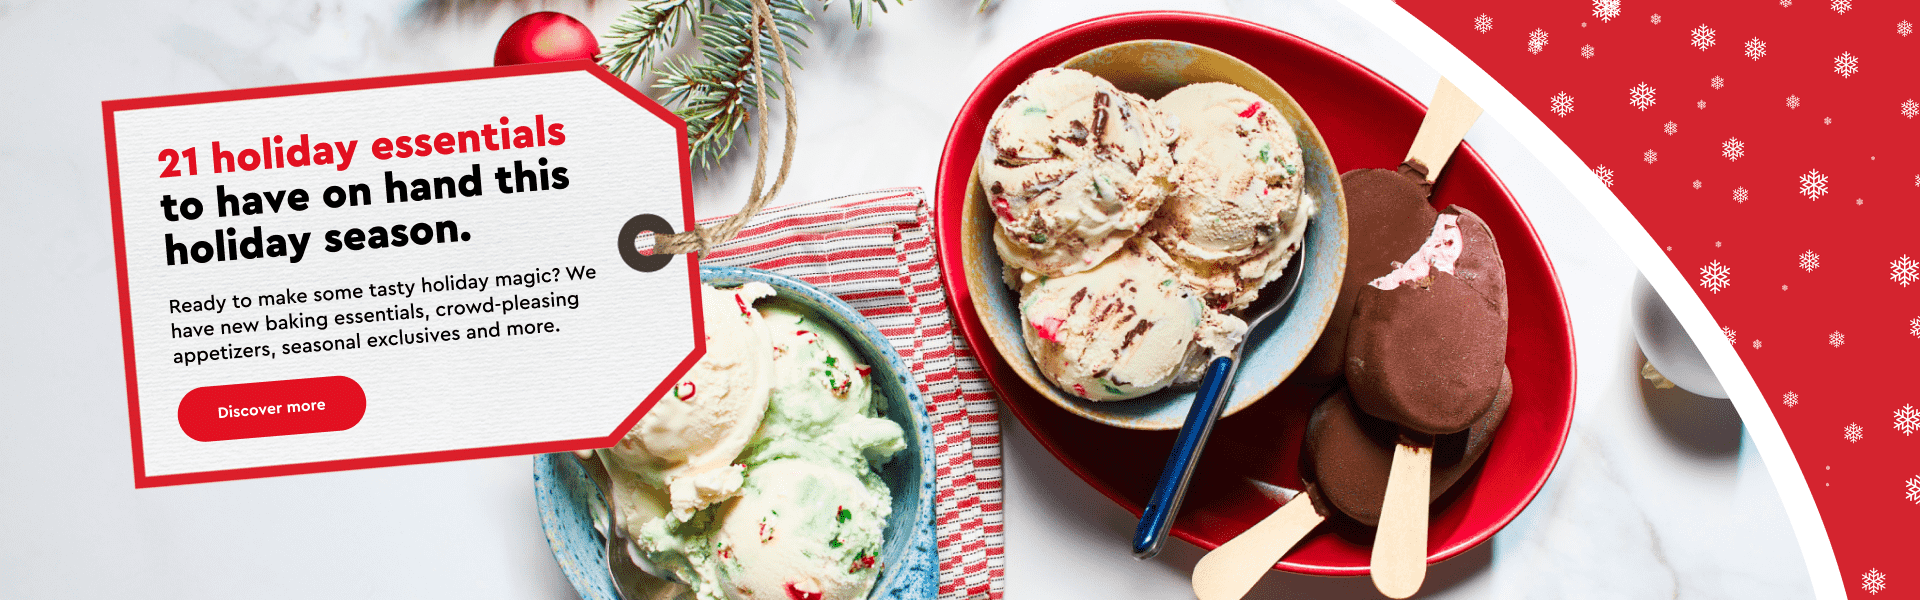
1338,1 -> 1842,596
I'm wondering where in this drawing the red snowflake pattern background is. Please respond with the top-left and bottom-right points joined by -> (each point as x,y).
1401,1 -> 1920,596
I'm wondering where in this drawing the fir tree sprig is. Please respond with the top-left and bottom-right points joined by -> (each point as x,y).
599,0 -> 700,83
600,0 -> 904,167
656,0 -> 809,166
828,0 -> 908,29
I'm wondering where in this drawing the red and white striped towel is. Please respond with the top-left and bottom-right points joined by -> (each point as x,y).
698,188 -> 1003,600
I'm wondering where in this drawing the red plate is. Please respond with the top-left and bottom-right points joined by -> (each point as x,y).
935,12 -> 1576,574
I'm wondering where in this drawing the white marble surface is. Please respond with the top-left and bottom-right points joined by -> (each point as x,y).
0,0 -> 1813,597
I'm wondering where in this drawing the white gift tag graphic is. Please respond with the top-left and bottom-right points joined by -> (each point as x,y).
104,61 -> 702,487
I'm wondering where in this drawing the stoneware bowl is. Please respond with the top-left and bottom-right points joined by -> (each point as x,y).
960,39 -> 1349,431
534,266 -> 938,600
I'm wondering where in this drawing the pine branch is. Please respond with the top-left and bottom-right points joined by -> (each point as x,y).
824,0 -> 907,28
655,0 -> 812,167
600,0 -> 910,167
600,0 -> 703,81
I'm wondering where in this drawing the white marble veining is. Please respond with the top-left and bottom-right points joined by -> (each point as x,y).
0,0 -> 1812,597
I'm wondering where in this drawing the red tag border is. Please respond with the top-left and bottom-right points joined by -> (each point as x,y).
103,60 -> 704,488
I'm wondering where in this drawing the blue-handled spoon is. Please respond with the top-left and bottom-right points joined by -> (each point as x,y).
1132,252 -> 1306,559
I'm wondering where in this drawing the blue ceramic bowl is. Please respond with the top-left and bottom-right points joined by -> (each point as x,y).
535,266 -> 938,600
961,40 -> 1348,430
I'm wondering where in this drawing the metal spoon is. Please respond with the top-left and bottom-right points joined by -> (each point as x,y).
577,451 -> 691,600
1132,249 -> 1308,559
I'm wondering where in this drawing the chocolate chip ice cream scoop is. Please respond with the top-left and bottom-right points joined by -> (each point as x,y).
978,67 -> 1175,279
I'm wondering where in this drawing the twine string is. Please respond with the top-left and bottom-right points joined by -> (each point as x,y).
650,0 -> 798,257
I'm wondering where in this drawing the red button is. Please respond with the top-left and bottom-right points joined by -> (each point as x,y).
178,376 -> 367,442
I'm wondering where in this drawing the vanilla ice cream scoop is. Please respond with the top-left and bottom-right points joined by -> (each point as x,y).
1018,239 -> 1247,400
1148,82 -> 1312,311
606,282 -> 776,520
978,68 -> 1175,279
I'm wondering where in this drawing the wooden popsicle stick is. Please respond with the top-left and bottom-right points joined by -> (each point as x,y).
1364,79 -> 1477,600
1192,492 -> 1326,600
1371,438 -> 1433,599
1403,78 -> 1484,183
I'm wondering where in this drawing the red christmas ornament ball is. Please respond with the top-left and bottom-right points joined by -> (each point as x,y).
494,12 -> 598,66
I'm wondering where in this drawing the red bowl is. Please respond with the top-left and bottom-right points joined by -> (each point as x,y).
935,12 -> 1576,574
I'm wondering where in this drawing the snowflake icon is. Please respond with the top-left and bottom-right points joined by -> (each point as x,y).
1911,316 -> 1920,337
1474,13 -> 1493,34
1893,255 -> 1920,287
1908,476 -> 1920,503
1691,24 -> 1716,51
1722,138 -> 1745,161
1581,44 -> 1595,59
1914,174 -> 1919,187
1902,20 -> 1914,37
1846,422 -> 1865,442
1733,187 -> 1749,203
1629,82 -> 1657,110
1528,28 -> 1549,54
1722,326 -> 1736,344
1593,164 -> 1615,187
1650,13 -> 1662,24
1800,250 -> 1820,272
1831,0 -> 1851,14
1697,100 -> 1707,109
1782,391 -> 1799,407
1787,94 -> 1801,109
1745,37 -> 1767,60
1830,330 -> 1846,347
1896,404 -> 1920,436
1903,99 -> 1919,119
1700,260 -> 1731,293
1800,169 -> 1830,199
1549,91 -> 1575,117
1752,339 -> 1762,349
1693,180 -> 1703,190
1779,0 -> 1791,6
1643,149 -> 1658,164
1663,121 -> 1677,135
1593,0 -> 1621,22
1863,567 -> 1886,595
1825,116 -> 1833,125
1710,75 -> 1725,90
1835,51 -> 1860,78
